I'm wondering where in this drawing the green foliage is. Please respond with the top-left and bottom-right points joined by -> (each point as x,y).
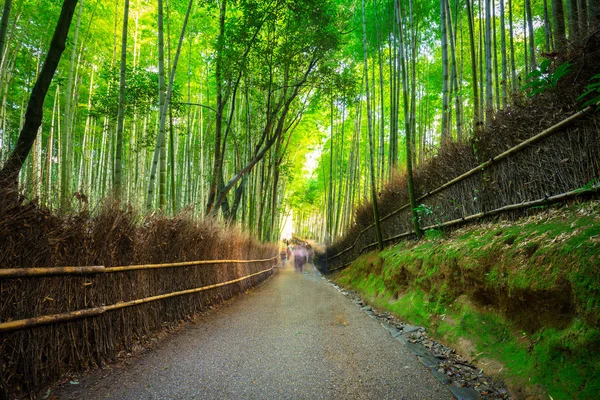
577,74 -> 600,111
424,228 -> 444,240
522,60 -> 572,97
413,203 -> 433,224
92,64 -> 161,119
288,177 -> 321,210
413,203 -> 443,227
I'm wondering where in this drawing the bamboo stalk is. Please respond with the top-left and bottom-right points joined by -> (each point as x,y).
0,255 -> 278,279
327,105 -> 597,261
0,266 -> 105,278
0,307 -> 107,333
328,184 -> 599,270
0,263 -> 277,333
104,256 -> 278,273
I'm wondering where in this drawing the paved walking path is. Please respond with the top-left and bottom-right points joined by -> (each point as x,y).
56,263 -> 453,399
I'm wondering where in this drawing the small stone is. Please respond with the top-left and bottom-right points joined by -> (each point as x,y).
361,306 -> 372,312
403,324 -> 421,333
395,335 -> 409,345
381,321 -> 396,333
388,327 -> 402,337
391,329 -> 404,338
432,369 -> 452,385
404,342 -> 429,357
418,354 -> 440,369
448,386 -> 480,400
475,385 -> 491,393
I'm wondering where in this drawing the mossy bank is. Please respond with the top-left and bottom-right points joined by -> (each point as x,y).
332,201 -> 600,399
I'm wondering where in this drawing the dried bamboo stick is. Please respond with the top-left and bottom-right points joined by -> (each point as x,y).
0,255 -> 279,279
0,266 -> 105,278
0,263 -> 277,333
104,256 -> 278,273
0,307 -> 108,333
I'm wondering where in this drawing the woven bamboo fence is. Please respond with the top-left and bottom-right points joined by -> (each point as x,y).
322,106 -> 600,272
0,256 -> 278,333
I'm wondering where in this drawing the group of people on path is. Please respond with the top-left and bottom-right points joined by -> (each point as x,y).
280,239 -> 314,273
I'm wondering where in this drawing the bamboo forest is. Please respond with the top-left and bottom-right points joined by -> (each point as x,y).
2,0 -> 600,398
0,0 -> 595,241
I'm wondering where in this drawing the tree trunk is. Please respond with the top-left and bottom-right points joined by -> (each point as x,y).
206,0 -> 227,215
466,0 -> 480,128
566,0 -> 580,42
484,0 -> 493,115
552,0 -> 567,49
401,0 -> 422,238
0,0 -> 11,66
591,0 -> 600,30
0,0 -> 78,187
147,0 -> 192,210
46,85 -> 60,205
59,0 -> 83,208
114,0 -> 128,199
374,0 -> 386,182
209,67 -> 315,217
492,0 -> 500,110
500,0 -> 508,108
327,95 -> 334,241
509,0 -> 517,92
523,7 -> 528,73
388,32 -> 397,172
578,0 -> 588,35
543,0 -> 552,52
440,0 -> 450,145
334,104 -> 346,236
525,0 -> 537,70
445,0 -> 461,142
363,0 -> 384,251
169,106 -> 176,213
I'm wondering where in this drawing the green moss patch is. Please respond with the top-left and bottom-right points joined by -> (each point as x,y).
333,201 -> 600,399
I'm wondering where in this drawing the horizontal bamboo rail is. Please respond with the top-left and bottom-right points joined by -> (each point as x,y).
326,104 -> 597,261
354,184 -> 599,257
0,262 -> 278,333
0,255 -> 279,279
328,262 -> 352,273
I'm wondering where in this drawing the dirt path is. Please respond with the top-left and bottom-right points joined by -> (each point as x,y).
55,263 -> 453,399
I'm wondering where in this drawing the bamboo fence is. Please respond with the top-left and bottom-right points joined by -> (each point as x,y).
0,260 -> 278,333
325,104 -> 599,269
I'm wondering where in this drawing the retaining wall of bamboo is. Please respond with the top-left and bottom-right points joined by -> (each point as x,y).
0,204 -> 278,399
